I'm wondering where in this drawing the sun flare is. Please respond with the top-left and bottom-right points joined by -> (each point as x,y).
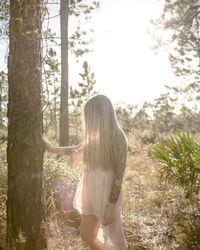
88,0 -> 179,105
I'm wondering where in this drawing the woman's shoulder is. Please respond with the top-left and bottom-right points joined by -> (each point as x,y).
115,128 -> 128,154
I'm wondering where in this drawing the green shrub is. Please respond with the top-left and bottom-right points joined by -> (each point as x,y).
151,131 -> 200,198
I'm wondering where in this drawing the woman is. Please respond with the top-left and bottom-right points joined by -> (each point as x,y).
43,94 -> 128,250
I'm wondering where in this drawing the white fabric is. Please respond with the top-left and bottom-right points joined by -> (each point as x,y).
73,169 -> 127,250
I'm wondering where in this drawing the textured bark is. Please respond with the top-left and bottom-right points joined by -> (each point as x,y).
7,0 -> 46,249
0,84 -> 2,126
59,0 -> 69,146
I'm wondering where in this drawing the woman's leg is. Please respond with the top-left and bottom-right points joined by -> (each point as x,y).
107,207 -> 128,250
80,214 -> 107,250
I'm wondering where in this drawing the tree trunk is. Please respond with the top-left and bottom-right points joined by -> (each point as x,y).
0,84 -> 2,126
59,0 -> 69,146
54,82 -> 58,140
7,1 -> 46,249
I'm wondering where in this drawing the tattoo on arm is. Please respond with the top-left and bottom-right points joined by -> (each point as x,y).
110,142 -> 127,203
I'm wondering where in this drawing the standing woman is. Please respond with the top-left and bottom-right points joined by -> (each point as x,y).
43,94 -> 128,250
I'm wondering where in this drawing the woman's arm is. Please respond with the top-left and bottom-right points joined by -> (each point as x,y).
103,140 -> 127,226
43,137 -> 83,156
109,140 -> 127,203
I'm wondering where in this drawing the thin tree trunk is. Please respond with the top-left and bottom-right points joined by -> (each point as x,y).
59,0 -> 69,146
54,81 -> 58,140
7,1 -> 46,249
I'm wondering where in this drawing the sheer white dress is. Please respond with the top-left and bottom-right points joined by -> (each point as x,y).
73,138 -> 128,250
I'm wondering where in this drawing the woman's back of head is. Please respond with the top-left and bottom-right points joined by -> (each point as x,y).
83,94 -> 127,171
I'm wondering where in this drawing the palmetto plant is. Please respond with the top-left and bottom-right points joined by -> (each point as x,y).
151,131 -> 200,198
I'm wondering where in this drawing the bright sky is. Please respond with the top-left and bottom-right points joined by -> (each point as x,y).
88,0 -> 180,105
0,0 -> 181,106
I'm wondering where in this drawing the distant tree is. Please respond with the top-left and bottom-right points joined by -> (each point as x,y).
163,84 -> 200,133
131,102 -> 157,144
153,0 -> 200,81
176,104 -> 200,133
70,61 -> 97,142
7,0 -> 46,249
70,61 -> 97,107
60,0 -> 69,146
152,93 -> 177,134
180,104 -> 194,131
132,102 -> 150,132
43,48 -> 60,139
151,0 -> 200,110
115,103 -> 136,135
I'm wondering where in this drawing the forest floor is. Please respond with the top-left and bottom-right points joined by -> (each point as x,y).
1,134 -> 200,249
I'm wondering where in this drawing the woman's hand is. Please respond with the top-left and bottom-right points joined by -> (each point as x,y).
103,203 -> 116,226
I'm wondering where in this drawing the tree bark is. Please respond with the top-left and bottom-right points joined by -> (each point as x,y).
7,1 -> 46,249
0,83 -> 2,126
59,0 -> 69,146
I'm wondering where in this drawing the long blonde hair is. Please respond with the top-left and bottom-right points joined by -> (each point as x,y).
83,94 -> 127,171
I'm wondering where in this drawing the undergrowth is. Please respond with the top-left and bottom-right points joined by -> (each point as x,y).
0,136 -> 200,249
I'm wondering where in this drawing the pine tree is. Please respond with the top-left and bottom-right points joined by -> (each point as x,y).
59,0 -> 100,146
70,61 -> 97,142
7,1 -> 46,248
151,0 -> 200,123
153,0 -> 200,84
70,61 -> 97,108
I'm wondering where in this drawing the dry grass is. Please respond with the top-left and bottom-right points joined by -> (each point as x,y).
0,136 -> 200,249
122,138 -> 200,250
0,157 -> 7,250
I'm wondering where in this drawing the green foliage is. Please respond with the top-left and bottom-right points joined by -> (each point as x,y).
42,47 -> 61,139
70,61 -> 97,108
152,93 -> 176,134
69,0 -> 100,18
69,61 -> 97,143
115,103 -> 135,135
68,1 -> 100,57
44,157 -> 82,185
152,131 -> 200,198
43,157 -> 82,216
152,0 -> 200,82
152,0 -> 200,105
